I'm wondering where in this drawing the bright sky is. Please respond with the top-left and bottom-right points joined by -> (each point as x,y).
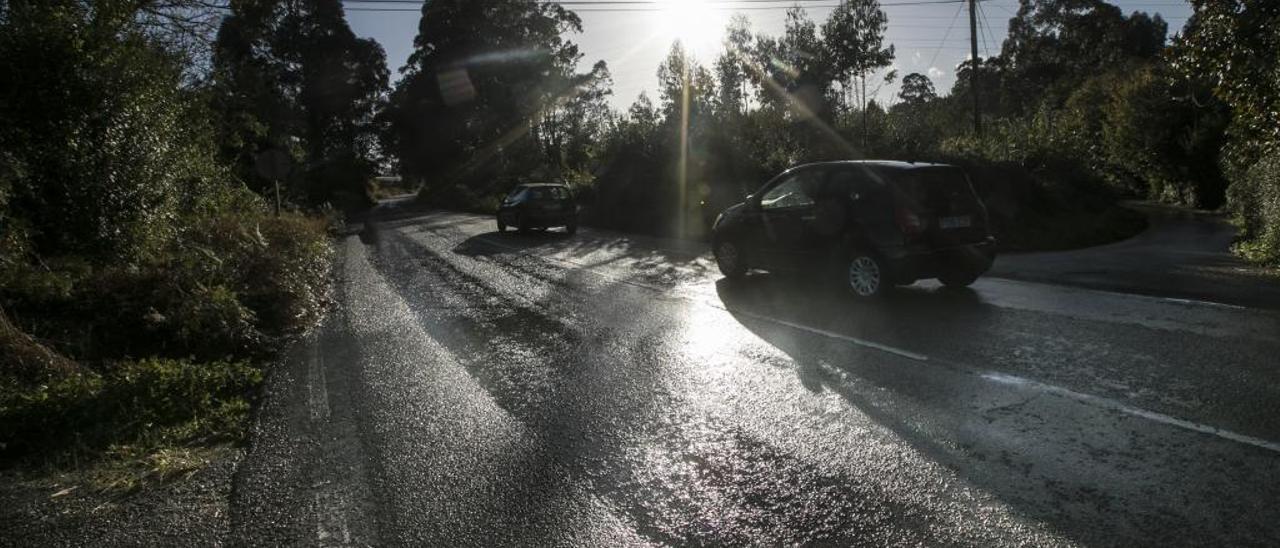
345,0 -> 1194,111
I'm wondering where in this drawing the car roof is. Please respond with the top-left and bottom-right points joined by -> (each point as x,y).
800,160 -> 955,171
514,183 -> 569,189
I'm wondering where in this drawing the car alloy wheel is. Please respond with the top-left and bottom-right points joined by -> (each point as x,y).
847,255 -> 882,297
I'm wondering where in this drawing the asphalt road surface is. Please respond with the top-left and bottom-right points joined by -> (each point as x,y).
231,199 -> 1280,546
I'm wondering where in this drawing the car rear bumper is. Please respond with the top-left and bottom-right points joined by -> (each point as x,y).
885,238 -> 996,282
497,210 -> 577,227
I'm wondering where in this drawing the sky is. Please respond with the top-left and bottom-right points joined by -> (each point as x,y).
345,0 -> 1195,111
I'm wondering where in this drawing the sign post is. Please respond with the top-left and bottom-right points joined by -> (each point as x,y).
254,149 -> 292,216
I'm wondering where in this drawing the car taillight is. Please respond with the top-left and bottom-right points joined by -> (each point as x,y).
896,206 -> 925,236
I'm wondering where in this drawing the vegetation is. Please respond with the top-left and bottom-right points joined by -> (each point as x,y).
0,1 -> 355,475
1173,0 -> 1280,265
2,0 -> 1278,481
384,0 -> 1277,265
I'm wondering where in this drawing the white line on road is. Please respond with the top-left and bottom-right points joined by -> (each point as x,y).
729,308 -> 931,362
467,228 -> 1280,455
981,372 -> 1280,455
308,342 -> 330,422
1159,296 -> 1247,310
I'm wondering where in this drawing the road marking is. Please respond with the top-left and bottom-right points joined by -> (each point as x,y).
467,224 -> 1280,454
308,342 -> 330,421
981,371 -> 1280,454
729,308 -> 930,362
1159,296 -> 1247,310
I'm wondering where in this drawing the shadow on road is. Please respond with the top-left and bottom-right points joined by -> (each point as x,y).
452,229 -> 714,281
711,272 -> 1277,546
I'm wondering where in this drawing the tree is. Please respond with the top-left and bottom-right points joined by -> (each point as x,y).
1173,0 -> 1280,264
210,0 -> 388,205
997,0 -> 1167,113
657,42 -> 717,124
1174,0 -> 1280,161
898,73 -> 937,105
0,1 -> 224,262
384,0 -> 590,196
822,0 -> 894,112
533,60 -> 614,176
286,0 -> 389,203
752,7 -> 834,119
714,14 -> 755,118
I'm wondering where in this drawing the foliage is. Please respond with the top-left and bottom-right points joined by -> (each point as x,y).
1097,65 -> 1229,208
0,2 -> 225,263
1175,0 -> 1280,262
211,0 -> 389,208
1,205 -> 332,365
0,1 -> 337,472
898,73 -> 937,105
384,0 -> 588,197
1229,154 -> 1280,266
997,0 -> 1168,114
0,358 -> 261,465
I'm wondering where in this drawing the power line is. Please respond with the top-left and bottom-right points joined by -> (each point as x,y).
924,1 -> 966,73
976,0 -> 997,58
342,0 -> 976,12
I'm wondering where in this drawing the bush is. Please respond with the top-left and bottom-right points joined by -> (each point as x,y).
0,4 -> 226,264
941,134 -> 1147,251
1230,153 -> 1280,266
0,358 -> 261,465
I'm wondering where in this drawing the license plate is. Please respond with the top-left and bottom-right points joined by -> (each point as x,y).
939,215 -> 971,229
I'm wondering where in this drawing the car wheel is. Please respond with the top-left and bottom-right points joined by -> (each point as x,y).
517,215 -> 530,234
938,269 -> 980,288
846,253 -> 886,298
497,219 -> 507,232
715,240 -> 747,279
565,222 -> 578,235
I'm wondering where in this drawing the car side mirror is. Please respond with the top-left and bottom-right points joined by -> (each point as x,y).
745,194 -> 759,209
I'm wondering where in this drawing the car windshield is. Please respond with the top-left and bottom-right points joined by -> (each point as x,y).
7,1 -> 1276,546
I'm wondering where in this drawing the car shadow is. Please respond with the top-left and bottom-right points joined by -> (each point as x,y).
452,229 -> 576,257
710,273 -> 1242,545
714,273 -> 989,353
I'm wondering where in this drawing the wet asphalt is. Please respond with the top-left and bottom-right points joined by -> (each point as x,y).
230,200 -> 1280,546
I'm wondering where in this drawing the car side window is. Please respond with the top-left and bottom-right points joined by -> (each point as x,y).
760,171 -> 817,211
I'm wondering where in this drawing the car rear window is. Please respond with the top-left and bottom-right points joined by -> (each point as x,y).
529,186 -> 569,201
896,168 -> 978,214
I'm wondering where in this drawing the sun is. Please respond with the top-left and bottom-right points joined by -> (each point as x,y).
654,0 -> 729,61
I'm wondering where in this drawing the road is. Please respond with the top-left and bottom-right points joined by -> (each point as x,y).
992,201 -> 1280,309
231,199 -> 1280,546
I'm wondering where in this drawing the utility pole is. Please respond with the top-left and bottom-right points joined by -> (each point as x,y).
969,0 -> 982,137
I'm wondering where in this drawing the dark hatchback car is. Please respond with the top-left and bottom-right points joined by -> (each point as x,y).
497,183 -> 579,234
711,160 -> 995,297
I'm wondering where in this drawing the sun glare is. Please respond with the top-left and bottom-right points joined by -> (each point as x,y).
654,0 -> 728,61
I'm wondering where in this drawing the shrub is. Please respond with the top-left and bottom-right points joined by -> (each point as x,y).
1230,153 -> 1280,266
0,358 -> 261,465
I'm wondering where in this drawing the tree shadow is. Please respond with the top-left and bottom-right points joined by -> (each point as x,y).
451,229 -> 715,283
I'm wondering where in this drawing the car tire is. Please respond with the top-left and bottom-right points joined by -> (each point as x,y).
845,252 -> 887,298
938,270 -> 980,288
497,219 -> 507,232
565,222 -> 578,235
517,215 -> 530,234
714,239 -> 748,279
